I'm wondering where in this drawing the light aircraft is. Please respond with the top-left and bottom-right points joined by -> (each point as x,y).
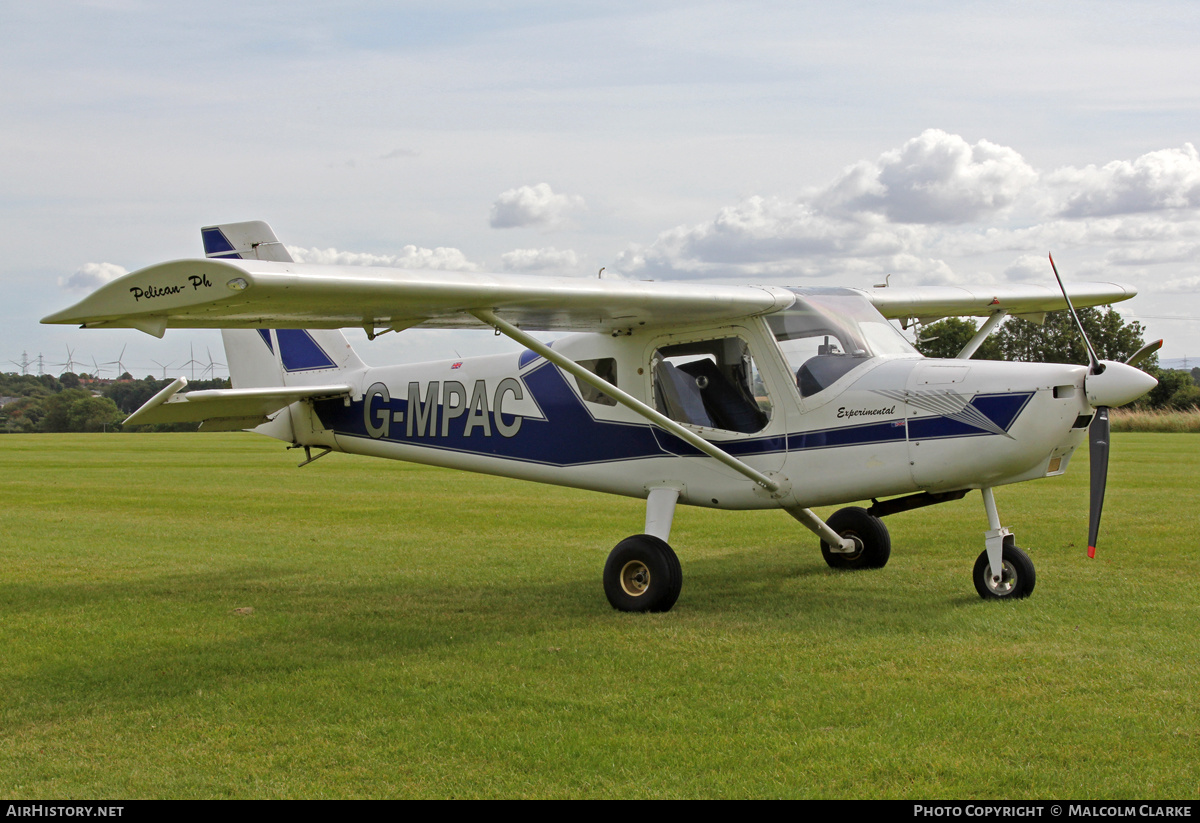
43,221 -> 1160,611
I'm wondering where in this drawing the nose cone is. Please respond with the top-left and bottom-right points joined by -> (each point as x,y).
1085,361 -> 1158,408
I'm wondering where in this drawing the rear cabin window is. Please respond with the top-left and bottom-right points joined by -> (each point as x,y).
574,358 -> 618,406
652,337 -> 770,433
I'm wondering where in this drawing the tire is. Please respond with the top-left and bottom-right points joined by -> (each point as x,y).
973,544 -> 1036,600
603,534 -> 683,613
819,506 -> 891,570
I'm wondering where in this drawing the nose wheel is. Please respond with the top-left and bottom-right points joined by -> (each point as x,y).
975,487 -> 1037,600
973,544 -> 1036,599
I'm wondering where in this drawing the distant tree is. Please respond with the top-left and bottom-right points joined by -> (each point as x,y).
1191,367 -> 1200,386
39,389 -> 125,432
993,307 -> 1149,366
1138,368 -> 1195,410
59,372 -> 81,389
914,307 -> 1147,367
914,317 -> 1002,360
65,395 -> 125,432
0,396 -> 44,432
1168,382 -> 1200,410
39,389 -> 93,432
0,373 -> 56,398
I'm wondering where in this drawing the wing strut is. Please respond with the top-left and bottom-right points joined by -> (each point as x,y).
470,309 -> 782,494
955,310 -> 1007,360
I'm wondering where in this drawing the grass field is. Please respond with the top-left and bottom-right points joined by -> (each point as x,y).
1,433 -> 1197,799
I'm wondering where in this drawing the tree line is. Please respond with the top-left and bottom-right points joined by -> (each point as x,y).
0,372 -> 230,433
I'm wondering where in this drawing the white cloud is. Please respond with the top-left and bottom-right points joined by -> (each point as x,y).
1003,254 -> 1053,283
817,129 -> 1038,224
499,247 -> 579,272
288,245 -> 480,271
614,131 -> 1200,296
1104,242 -> 1200,266
1051,144 -> 1200,218
617,196 -> 919,278
60,262 -> 127,291
1158,274 -> 1200,293
489,183 -> 585,229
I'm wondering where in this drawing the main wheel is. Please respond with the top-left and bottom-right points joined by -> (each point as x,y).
973,544 -> 1036,600
603,534 -> 682,613
819,507 -> 891,569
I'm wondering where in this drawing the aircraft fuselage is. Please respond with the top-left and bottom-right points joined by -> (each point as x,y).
293,320 -> 1091,513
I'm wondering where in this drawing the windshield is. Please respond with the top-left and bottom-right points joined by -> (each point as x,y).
767,290 -> 916,398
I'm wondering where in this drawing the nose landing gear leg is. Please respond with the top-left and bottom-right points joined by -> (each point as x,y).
975,487 -> 1036,599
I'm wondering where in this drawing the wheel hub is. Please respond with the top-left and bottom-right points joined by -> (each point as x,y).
619,560 -> 650,596
985,560 -> 1018,596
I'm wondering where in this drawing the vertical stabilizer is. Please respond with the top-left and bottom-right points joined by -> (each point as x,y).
206,221 -> 368,440
220,328 -> 367,389
201,221 -> 294,262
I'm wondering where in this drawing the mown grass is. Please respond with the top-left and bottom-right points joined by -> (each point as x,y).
1111,406 -> 1200,433
1,433 -> 1197,799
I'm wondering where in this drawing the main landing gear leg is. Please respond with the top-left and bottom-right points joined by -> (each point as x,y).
603,487 -> 684,613
974,487 -> 1036,600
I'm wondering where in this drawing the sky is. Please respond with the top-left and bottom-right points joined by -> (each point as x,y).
3,0 -> 1199,378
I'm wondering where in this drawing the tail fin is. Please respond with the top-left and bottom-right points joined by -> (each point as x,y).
201,220 -> 294,262
203,221 -> 367,390
220,328 -> 366,388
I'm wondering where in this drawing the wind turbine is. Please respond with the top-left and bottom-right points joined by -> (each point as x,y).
55,346 -> 83,375
102,344 -> 132,380
150,359 -> 174,380
181,342 -> 206,381
201,347 -> 227,380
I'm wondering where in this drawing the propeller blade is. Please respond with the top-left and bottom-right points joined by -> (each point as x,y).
1049,253 -> 1101,373
1125,338 -> 1163,368
1087,407 -> 1110,558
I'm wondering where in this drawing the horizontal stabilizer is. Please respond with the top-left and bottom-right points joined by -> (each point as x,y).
124,376 -> 353,429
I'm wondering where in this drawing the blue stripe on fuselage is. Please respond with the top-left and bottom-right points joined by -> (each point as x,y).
906,392 -> 1033,441
312,359 -> 1034,467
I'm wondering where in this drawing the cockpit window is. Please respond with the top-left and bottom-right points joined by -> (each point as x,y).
767,290 -> 916,398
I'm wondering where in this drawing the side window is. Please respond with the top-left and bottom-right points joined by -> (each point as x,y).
574,358 -> 618,406
652,337 -> 770,433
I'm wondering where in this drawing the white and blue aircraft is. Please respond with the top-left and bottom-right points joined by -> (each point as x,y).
43,221 -> 1159,611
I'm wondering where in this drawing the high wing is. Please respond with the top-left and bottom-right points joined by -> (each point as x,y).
863,282 -> 1139,325
41,256 -> 1137,336
41,258 -> 796,337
